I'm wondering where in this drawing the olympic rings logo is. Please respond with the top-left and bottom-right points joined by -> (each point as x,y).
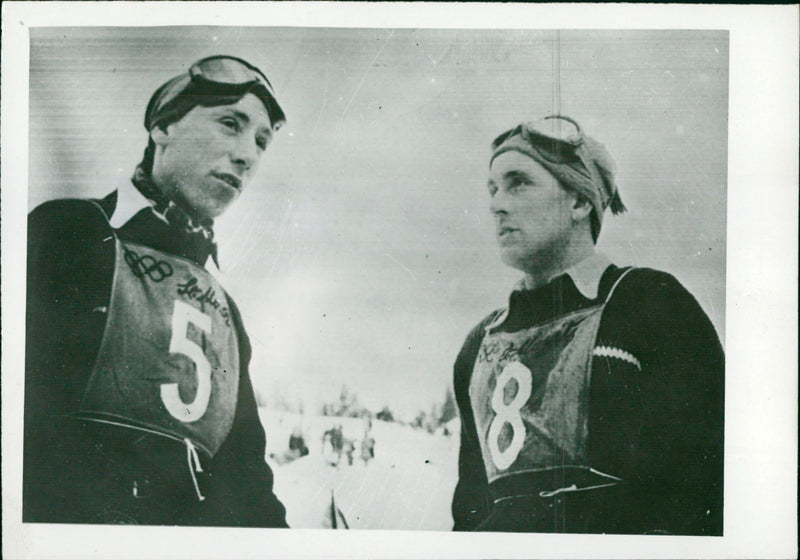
124,249 -> 174,282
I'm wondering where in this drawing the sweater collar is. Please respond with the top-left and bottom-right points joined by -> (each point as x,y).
107,181 -> 219,269
487,252 -> 613,333
515,252 -> 612,300
566,252 -> 613,300
108,179 -> 161,229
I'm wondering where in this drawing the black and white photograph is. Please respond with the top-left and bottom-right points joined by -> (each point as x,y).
2,3 -> 797,559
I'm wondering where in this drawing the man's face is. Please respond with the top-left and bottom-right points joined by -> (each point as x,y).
488,151 -> 578,274
152,92 -> 273,220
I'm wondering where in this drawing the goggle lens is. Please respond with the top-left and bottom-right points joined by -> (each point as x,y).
524,115 -> 584,146
521,115 -> 585,164
190,56 -> 273,91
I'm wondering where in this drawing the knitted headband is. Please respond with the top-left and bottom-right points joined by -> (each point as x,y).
490,116 -> 625,239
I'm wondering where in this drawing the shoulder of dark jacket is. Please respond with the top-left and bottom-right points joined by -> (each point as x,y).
28,195 -> 115,245
602,266 -> 701,316
599,266 -> 721,355
27,196 -> 118,285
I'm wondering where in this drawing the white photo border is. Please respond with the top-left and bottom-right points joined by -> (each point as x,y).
2,3 -> 798,559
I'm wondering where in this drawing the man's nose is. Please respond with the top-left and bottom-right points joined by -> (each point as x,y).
490,189 -> 509,216
230,135 -> 260,173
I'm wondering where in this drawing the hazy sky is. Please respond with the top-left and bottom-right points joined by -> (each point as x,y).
29,28 -> 727,419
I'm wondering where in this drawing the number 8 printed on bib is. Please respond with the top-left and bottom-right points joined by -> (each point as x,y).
470,301 -> 613,483
488,361 -> 533,470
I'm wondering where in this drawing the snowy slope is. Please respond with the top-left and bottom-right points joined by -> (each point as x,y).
259,409 -> 459,530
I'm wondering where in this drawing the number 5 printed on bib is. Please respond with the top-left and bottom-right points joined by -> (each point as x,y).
161,300 -> 212,422
488,361 -> 533,470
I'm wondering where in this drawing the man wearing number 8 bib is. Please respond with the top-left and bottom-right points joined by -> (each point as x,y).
451,116 -> 724,535
24,56 -> 289,526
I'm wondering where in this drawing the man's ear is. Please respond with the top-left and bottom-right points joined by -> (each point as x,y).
150,125 -> 169,147
572,194 -> 593,222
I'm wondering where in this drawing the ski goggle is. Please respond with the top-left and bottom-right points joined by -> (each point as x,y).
491,115 -> 586,166
145,55 -> 286,131
189,55 -> 274,90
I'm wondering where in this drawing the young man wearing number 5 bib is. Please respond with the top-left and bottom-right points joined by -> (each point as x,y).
451,116 -> 724,535
24,56 -> 289,526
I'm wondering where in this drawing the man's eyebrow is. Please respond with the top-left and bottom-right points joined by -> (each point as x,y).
222,108 -> 251,125
502,170 -> 532,182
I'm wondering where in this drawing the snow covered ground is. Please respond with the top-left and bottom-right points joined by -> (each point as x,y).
259,409 -> 459,530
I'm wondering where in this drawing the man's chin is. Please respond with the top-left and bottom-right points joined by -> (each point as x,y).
198,204 -> 232,221
500,248 -> 535,274
189,194 -> 239,221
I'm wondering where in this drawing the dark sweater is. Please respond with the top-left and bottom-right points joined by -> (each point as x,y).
24,192 -> 288,527
451,265 -> 724,535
